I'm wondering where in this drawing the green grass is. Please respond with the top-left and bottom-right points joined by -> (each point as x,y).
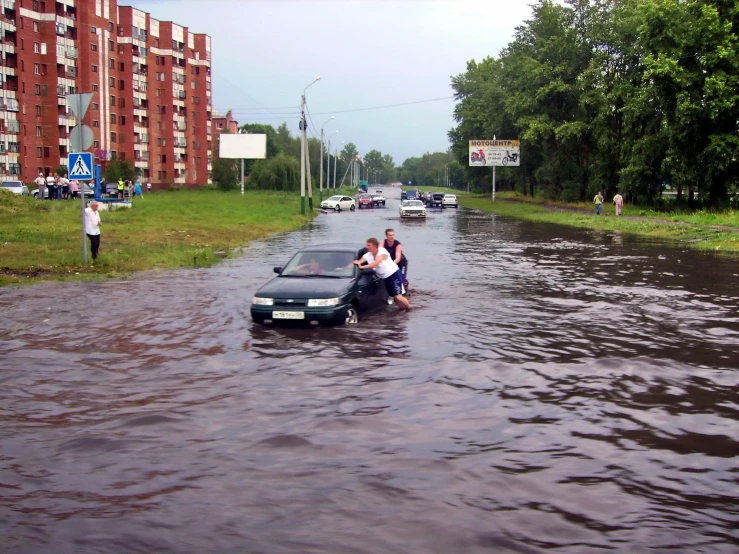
416,185 -> 470,196
0,188 -> 315,286
461,194 -> 739,253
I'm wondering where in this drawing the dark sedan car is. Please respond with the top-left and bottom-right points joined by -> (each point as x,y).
251,244 -> 389,326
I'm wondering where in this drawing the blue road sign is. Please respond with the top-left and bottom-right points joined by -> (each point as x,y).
68,152 -> 93,180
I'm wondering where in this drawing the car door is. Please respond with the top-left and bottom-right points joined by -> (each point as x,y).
341,196 -> 353,210
355,268 -> 379,312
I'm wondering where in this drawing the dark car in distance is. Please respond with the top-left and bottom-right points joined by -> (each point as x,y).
251,244 -> 389,326
428,193 -> 444,208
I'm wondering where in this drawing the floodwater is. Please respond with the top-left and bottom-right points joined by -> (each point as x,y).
1,188 -> 737,553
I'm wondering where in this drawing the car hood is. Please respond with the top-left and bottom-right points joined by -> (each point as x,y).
255,276 -> 355,299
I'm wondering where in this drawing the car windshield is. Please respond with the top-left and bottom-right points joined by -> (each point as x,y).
404,200 -> 424,207
327,195 -> 342,201
359,195 -> 371,199
280,251 -> 357,278
372,195 -> 382,199
1,182 -> 22,188
445,195 -> 456,199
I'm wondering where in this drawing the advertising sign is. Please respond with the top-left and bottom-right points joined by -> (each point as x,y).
469,140 -> 520,167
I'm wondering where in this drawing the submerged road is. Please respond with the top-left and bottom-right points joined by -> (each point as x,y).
1,187 -> 738,553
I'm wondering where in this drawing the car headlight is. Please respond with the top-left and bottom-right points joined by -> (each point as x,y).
253,297 -> 274,306
307,297 -> 340,307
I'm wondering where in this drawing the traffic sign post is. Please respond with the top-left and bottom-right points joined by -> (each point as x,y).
69,152 -> 93,180
67,93 -> 94,265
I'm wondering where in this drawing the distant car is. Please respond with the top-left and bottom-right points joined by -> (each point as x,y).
1,180 -> 29,196
321,195 -> 356,212
401,190 -> 408,201
442,194 -> 458,208
31,182 -> 95,198
428,193 -> 444,208
399,199 -> 427,218
250,244 -> 389,326
376,189 -> 382,193
357,194 -> 374,209
371,193 -> 385,206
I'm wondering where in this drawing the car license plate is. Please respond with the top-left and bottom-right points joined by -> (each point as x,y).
273,311 -> 305,319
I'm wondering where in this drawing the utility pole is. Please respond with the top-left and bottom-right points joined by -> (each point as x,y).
333,147 -> 337,188
299,77 -> 320,214
319,127 -> 324,203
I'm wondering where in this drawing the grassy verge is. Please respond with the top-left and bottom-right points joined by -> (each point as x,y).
460,194 -> 739,253
415,185 -> 470,196
0,189 -> 315,286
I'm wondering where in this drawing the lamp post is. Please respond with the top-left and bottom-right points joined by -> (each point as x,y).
300,76 -> 321,214
319,116 -> 334,202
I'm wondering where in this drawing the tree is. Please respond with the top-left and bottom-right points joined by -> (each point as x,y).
55,165 -> 68,177
102,159 -> 135,183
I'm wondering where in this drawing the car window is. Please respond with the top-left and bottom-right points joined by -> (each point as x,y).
328,195 -> 342,201
281,251 -> 356,278
404,200 -> 424,207
1,182 -> 22,188
343,197 -> 351,201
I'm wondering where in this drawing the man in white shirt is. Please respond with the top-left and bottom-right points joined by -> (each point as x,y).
46,173 -> 57,200
354,237 -> 411,310
83,201 -> 102,261
34,173 -> 46,200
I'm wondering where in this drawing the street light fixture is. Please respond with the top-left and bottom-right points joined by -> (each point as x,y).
300,76 -> 321,214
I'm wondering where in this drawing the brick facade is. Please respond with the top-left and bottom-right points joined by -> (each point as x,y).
0,0 -> 212,187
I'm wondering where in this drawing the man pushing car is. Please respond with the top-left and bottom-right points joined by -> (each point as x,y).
353,237 -> 411,311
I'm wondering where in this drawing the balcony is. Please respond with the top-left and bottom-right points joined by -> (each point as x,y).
65,46 -> 78,59
7,120 -> 20,133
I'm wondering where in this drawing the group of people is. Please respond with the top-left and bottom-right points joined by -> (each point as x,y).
593,191 -> 625,216
355,228 -> 412,311
34,172 -> 81,200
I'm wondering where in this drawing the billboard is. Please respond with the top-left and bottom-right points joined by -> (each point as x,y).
469,139 -> 520,167
219,134 -> 267,159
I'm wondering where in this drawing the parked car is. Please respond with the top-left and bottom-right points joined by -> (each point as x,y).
442,194 -> 458,208
321,195 -> 356,212
376,189 -> 383,193
1,180 -> 30,196
357,194 -> 374,209
428,193 -> 444,208
251,244 -> 389,326
399,199 -> 427,218
371,193 -> 386,206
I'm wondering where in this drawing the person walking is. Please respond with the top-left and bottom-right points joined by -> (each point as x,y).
613,191 -> 624,216
83,201 -> 102,261
593,191 -> 604,215
117,178 -> 124,199
134,180 -> 143,198
69,179 -> 80,199
35,172 -> 46,200
354,237 -> 411,311
380,228 -> 409,289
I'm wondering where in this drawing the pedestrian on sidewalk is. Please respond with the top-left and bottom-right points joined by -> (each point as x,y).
613,192 -> 624,216
84,201 -> 102,261
593,191 -> 604,215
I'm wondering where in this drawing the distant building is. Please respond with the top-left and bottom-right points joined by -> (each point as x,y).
1,0 -> 213,187
212,109 -> 238,139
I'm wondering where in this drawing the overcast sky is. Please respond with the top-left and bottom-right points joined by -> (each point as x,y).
125,0 -> 536,163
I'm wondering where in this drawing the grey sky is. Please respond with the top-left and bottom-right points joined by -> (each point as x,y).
125,0 -> 535,163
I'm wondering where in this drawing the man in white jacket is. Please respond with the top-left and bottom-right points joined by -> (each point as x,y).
83,201 -> 102,261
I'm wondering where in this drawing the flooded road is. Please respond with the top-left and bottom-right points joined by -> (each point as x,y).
1,188 -> 738,553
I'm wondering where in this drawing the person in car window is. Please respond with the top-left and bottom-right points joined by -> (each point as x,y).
295,258 -> 326,275
381,228 -> 409,289
354,237 -> 411,311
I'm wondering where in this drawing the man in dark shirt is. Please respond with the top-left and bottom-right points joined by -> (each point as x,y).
380,228 -> 409,289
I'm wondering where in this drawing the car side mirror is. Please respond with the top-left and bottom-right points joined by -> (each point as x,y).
273,266 -> 282,274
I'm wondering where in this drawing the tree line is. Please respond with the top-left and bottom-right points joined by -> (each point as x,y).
448,0 -> 739,208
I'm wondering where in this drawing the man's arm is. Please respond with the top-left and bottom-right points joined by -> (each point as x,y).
354,254 -> 387,269
394,244 -> 403,264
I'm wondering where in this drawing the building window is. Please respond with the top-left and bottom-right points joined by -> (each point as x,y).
91,26 -> 97,34
110,95 -> 115,107
109,40 -> 114,51
110,113 -> 116,124
92,84 -> 98,92
34,42 -> 40,54
111,132 -> 116,143
93,120 -> 99,127
94,141 -> 100,148
91,44 -> 97,52
34,84 -> 41,95
118,98 -> 125,108
34,21 -> 39,32
92,65 -> 98,73
36,126 -> 42,137
119,62 -> 124,72
109,77 -> 115,88
92,103 -> 99,110
109,58 -> 114,69
109,22 -> 114,32
37,147 -> 42,157
118,80 -> 125,90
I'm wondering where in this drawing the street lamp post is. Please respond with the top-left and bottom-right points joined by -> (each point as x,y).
319,116 -> 334,202
300,76 -> 321,214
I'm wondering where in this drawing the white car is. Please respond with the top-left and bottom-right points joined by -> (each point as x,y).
442,194 -> 458,208
371,194 -> 385,206
399,199 -> 426,218
1,180 -> 29,196
321,195 -> 356,212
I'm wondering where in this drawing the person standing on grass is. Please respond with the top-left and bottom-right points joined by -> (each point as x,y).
47,173 -> 57,200
60,173 -> 70,200
117,178 -> 124,199
83,201 -> 102,261
593,191 -> 604,215
69,179 -> 79,199
35,173 -> 46,200
381,228 -> 409,289
613,191 -> 624,216
134,181 -> 143,197
354,237 -> 411,311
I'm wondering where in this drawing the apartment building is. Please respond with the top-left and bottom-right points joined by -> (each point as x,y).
0,0 -> 212,186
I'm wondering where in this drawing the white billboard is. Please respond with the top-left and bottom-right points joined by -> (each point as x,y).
469,139 -> 520,167
219,134 -> 267,159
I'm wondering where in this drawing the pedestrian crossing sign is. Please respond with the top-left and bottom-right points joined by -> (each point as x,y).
68,152 -> 93,180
